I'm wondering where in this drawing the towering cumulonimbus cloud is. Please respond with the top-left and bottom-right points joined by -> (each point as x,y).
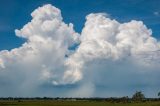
64,13 -> 160,84
0,4 -> 80,96
0,4 -> 160,97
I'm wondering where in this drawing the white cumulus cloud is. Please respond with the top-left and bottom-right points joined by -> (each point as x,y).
0,4 -> 160,97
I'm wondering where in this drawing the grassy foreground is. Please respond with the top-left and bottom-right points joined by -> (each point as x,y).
0,100 -> 160,106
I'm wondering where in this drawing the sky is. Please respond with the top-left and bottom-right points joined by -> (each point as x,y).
0,0 -> 160,50
0,0 -> 160,97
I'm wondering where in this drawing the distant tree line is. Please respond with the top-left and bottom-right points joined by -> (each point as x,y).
0,91 -> 160,103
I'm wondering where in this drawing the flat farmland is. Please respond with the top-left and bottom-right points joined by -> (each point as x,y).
0,100 -> 160,106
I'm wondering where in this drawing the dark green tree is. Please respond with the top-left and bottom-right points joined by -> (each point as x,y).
158,92 -> 160,98
132,91 -> 145,101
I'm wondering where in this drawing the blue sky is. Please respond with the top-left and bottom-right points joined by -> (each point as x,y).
0,0 -> 160,97
0,0 -> 160,50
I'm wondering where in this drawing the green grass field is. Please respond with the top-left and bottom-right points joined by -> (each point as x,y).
0,100 -> 160,106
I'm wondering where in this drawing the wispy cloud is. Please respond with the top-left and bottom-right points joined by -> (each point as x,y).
154,11 -> 160,16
